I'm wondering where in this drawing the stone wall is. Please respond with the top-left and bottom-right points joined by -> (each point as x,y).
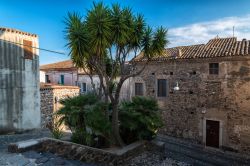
8,138 -> 149,166
134,56 -> 250,154
40,84 -> 79,128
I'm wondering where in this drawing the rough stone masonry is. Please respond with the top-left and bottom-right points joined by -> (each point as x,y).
133,37 -> 250,154
40,84 -> 79,129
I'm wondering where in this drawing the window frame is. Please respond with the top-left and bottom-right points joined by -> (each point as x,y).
45,75 -> 50,83
157,79 -> 168,97
209,63 -> 219,75
134,82 -> 143,96
82,82 -> 87,93
60,75 -> 64,85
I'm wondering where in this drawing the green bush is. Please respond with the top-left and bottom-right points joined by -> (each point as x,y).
51,120 -> 63,139
119,96 -> 163,144
57,93 -> 111,147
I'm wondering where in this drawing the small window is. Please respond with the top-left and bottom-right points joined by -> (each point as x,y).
135,83 -> 143,96
60,75 -> 64,85
23,40 -> 33,59
79,82 -> 87,93
157,79 -> 167,97
82,83 -> 87,92
45,75 -> 50,83
209,63 -> 219,75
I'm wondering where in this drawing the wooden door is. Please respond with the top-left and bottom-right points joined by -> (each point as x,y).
206,120 -> 220,148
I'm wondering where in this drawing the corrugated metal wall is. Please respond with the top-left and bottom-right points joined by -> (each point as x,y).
0,29 -> 40,133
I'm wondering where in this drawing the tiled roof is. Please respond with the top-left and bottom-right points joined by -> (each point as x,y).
134,37 -> 250,61
40,60 -> 76,71
40,60 -> 89,74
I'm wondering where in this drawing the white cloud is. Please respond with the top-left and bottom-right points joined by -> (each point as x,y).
168,15 -> 250,47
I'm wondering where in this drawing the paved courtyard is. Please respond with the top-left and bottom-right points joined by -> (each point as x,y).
1,130 -> 250,166
0,130 -> 96,166
0,130 -> 187,166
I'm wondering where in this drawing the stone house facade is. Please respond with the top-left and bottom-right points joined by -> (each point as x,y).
133,37 -> 250,154
0,27 -> 40,133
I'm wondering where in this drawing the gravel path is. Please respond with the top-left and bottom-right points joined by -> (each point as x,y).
124,150 -> 189,166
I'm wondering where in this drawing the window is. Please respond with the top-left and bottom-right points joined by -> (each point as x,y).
81,83 -> 87,93
157,79 -> 167,97
60,75 -> 64,85
135,83 -> 143,96
45,75 -> 50,83
23,40 -> 33,59
78,82 -> 87,93
209,63 -> 219,75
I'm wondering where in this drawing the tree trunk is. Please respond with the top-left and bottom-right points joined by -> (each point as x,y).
111,102 -> 125,146
104,92 -> 109,120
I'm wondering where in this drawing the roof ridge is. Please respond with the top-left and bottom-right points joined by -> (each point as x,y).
40,60 -> 72,67
134,36 -> 250,61
0,27 -> 38,37
40,60 -> 75,70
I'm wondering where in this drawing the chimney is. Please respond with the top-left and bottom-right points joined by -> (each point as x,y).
178,48 -> 182,57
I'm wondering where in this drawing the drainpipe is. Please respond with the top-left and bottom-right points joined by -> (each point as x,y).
201,108 -> 206,148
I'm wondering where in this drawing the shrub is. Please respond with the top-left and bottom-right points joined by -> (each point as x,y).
57,93 -> 111,147
51,121 -> 63,139
119,96 -> 163,144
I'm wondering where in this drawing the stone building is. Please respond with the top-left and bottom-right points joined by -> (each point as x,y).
133,37 -> 250,154
0,27 -> 40,133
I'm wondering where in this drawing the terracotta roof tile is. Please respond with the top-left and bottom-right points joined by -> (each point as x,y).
40,60 -> 75,71
40,60 -> 89,74
134,37 -> 250,61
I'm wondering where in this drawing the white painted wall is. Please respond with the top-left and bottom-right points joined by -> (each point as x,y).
78,75 -> 100,93
44,70 -> 77,85
40,71 -> 45,83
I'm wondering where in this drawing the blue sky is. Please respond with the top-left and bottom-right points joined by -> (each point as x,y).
1,0 -> 250,64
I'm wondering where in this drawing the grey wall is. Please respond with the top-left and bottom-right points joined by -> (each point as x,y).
0,29 -> 40,133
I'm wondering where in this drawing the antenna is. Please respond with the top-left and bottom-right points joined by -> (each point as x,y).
233,26 -> 235,37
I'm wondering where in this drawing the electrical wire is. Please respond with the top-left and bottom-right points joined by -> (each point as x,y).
0,39 -> 66,55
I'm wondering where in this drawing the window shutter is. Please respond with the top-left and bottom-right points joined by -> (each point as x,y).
135,83 -> 143,96
209,63 -> 219,75
60,75 -> 64,85
23,40 -> 33,59
158,79 -> 167,97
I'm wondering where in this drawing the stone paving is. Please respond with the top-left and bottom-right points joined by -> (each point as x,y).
0,130 -> 96,166
2,130 -> 250,166
157,135 -> 250,166
0,150 -> 96,166
124,150 -> 189,166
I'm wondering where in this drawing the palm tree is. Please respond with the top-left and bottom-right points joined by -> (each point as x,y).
65,2 -> 168,146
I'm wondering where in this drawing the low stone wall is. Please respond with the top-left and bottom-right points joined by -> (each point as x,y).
40,84 -> 79,129
8,138 -> 156,166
